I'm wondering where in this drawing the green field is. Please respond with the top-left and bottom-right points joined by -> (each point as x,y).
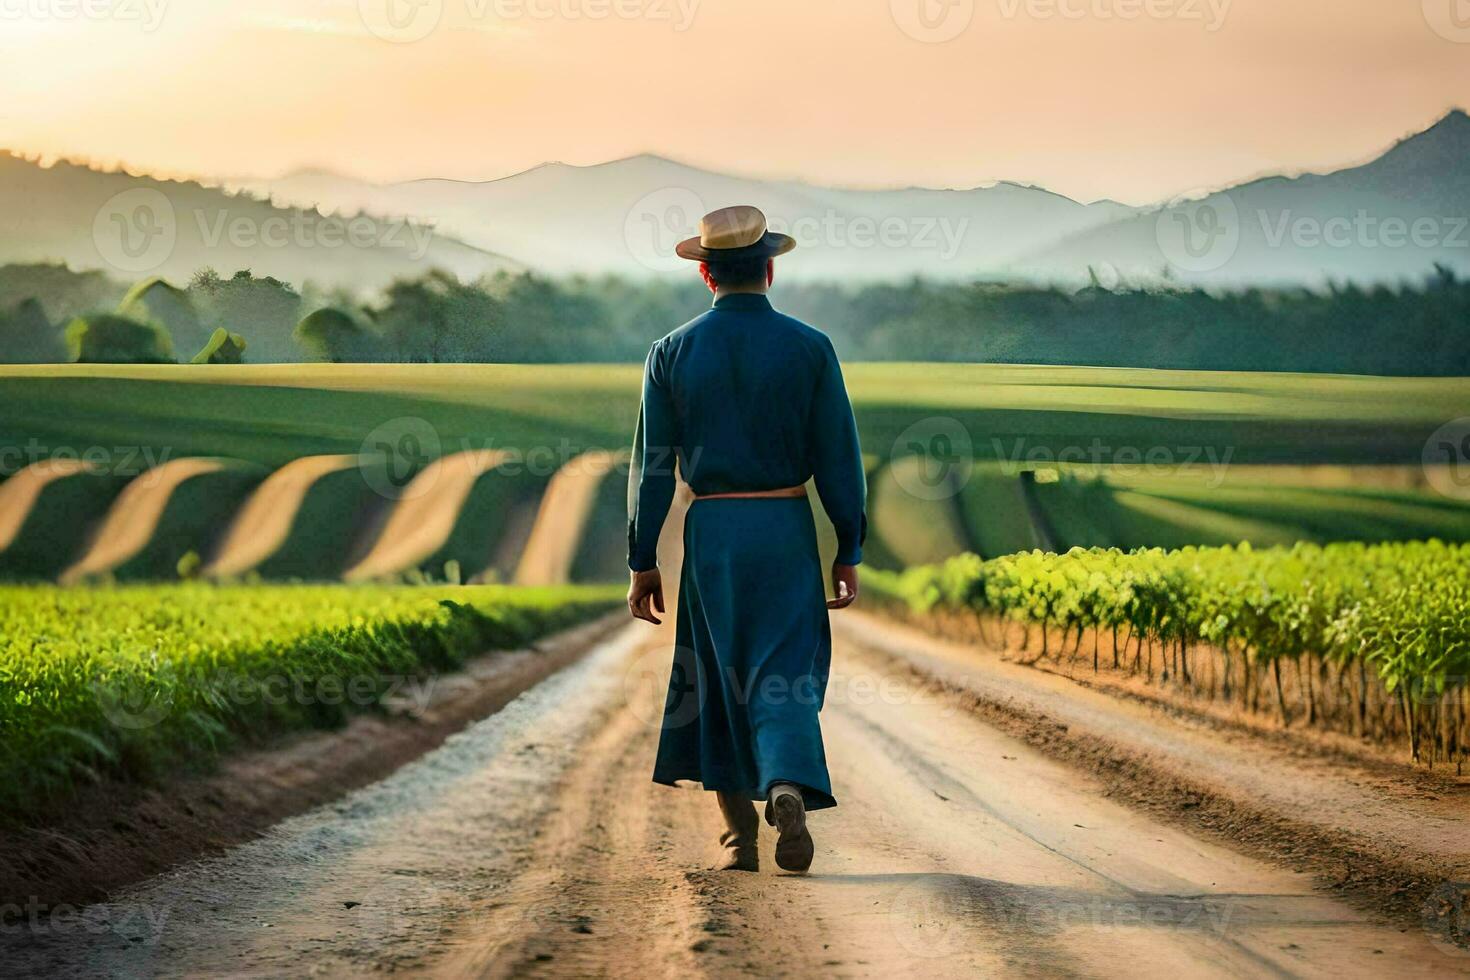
0,582 -> 621,814
856,463 -> 1470,567
1,363 -> 1468,581
1034,470 -> 1470,551
2,362 -> 1467,468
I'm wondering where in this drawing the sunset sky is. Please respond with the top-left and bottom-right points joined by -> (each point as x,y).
0,0 -> 1466,204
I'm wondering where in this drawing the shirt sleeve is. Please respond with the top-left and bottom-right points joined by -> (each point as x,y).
809,342 -> 867,565
626,343 -> 678,572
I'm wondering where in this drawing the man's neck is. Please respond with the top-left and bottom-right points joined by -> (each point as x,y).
714,286 -> 768,302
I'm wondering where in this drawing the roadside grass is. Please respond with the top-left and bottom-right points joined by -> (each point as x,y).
0,583 -> 622,817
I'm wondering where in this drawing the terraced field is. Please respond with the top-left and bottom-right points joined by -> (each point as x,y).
3,362 -> 1467,467
861,463 -> 1470,565
1,363 -> 1467,582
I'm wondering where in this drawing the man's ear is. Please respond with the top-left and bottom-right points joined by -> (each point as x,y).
699,262 -> 718,295
766,260 -> 775,288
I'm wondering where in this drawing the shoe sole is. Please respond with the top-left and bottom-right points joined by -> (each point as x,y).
771,793 -> 814,873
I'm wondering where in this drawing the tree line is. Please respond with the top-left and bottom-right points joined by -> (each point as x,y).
1,262 -> 1466,375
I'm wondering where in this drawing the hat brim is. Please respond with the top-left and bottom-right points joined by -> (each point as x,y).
674,231 -> 797,262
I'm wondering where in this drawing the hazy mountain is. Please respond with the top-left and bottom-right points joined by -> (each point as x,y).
0,155 -> 516,294
234,155 -> 1138,281
1020,110 -> 1470,287
12,110 -> 1465,290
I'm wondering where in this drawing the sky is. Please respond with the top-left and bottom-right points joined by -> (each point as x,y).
0,0 -> 1466,204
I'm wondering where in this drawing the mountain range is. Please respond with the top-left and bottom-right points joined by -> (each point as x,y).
3,110 -> 1466,291
233,155 -> 1135,283
0,155 -> 515,293
1024,110 -> 1470,287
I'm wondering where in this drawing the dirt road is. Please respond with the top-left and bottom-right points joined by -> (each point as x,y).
8,616 -> 1464,979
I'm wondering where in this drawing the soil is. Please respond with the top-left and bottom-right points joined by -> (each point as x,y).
836,612 -> 1470,934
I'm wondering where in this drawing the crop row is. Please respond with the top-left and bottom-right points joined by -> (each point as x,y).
868,541 -> 1470,767
0,583 -> 622,815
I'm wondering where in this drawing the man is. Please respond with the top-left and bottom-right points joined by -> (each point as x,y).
626,205 -> 867,874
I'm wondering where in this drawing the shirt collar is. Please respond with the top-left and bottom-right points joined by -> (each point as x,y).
712,293 -> 773,313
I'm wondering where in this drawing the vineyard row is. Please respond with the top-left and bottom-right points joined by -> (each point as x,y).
868,541 -> 1470,768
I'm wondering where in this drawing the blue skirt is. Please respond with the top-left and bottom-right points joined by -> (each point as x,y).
652,497 -> 836,811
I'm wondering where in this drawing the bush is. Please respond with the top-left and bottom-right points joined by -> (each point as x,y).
294,307 -> 377,362
191,326 -> 247,364
64,313 -> 174,364
0,297 -> 65,363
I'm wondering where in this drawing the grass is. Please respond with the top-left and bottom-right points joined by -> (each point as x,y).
85,460 -> 265,581
213,459 -> 392,580
3,362 -> 1467,469
1030,471 -> 1470,552
0,582 -> 622,816
0,465 -> 130,580
2,362 -> 1468,577
568,467 -> 638,584
858,458 -> 1470,566
865,457 -> 973,568
956,464 -> 1050,558
421,465 -> 547,583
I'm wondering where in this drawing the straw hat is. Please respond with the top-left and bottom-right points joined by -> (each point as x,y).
675,205 -> 796,262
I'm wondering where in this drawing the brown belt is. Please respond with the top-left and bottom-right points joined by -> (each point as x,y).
694,485 -> 807,502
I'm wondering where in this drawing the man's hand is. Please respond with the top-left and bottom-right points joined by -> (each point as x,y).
628,568 -> 665,625
827,563 -> 859,610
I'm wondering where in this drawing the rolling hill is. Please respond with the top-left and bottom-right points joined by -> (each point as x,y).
0,155 -> 517,293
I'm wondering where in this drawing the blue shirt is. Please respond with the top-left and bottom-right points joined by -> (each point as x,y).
626,293 -> 867,572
